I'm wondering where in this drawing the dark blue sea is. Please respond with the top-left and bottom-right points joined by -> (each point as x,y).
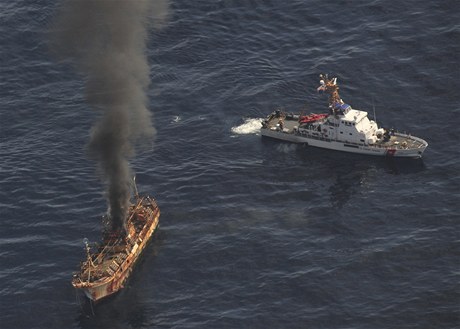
1,1 -> 459,328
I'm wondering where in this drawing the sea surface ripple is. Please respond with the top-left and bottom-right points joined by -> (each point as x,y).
0,1 -> 459,328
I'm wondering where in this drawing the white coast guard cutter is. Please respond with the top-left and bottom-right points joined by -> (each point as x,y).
260,74 -> 428,158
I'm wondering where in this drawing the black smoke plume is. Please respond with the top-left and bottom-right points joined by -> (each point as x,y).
50,0 -> 169,235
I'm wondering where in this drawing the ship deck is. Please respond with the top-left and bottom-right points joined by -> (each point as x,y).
263,116 -> 426,151
72,196 -> 159,288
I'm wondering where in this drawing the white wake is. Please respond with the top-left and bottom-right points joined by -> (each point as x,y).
231,118 -> 263,135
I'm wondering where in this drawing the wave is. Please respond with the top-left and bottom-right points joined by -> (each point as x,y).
231,118 -> 263,135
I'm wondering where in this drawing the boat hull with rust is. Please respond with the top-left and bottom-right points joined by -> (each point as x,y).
72,195 -> 160,302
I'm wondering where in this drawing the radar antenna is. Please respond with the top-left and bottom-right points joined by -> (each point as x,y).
318,73 -> 342,108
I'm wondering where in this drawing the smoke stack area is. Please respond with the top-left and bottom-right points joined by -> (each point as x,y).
50,0 -> 169,235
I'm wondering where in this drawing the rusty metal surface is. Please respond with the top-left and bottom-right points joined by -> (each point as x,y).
72,196 -> 160,301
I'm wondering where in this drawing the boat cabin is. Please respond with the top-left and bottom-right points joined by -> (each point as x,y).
319,107 -> 380,145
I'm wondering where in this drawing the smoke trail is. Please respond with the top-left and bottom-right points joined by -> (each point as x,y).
51,0 -> 169,235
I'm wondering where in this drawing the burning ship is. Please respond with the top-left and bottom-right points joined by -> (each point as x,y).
72,184 -> 160,302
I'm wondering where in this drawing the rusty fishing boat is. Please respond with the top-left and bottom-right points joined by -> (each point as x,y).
72,184 -> 160,302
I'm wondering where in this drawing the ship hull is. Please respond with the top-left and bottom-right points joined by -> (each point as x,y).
261,128 -> 427,158
82,213 -> 158,301
73,197 -> 160,302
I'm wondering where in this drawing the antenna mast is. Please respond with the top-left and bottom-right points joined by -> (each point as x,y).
133,176 -> 139,199
372,96 -> 377,124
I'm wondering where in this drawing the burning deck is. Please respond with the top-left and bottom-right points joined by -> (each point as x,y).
72,195 -> 160,302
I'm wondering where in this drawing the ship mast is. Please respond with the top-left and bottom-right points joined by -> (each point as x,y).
133,176 -> 139,199
318,74 -> 343,109
83,238 -> 95,281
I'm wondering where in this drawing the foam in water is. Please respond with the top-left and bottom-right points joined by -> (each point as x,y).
231,118 -> 263,135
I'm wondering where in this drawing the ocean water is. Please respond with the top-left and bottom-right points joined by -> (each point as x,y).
1,1 -> 459,328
